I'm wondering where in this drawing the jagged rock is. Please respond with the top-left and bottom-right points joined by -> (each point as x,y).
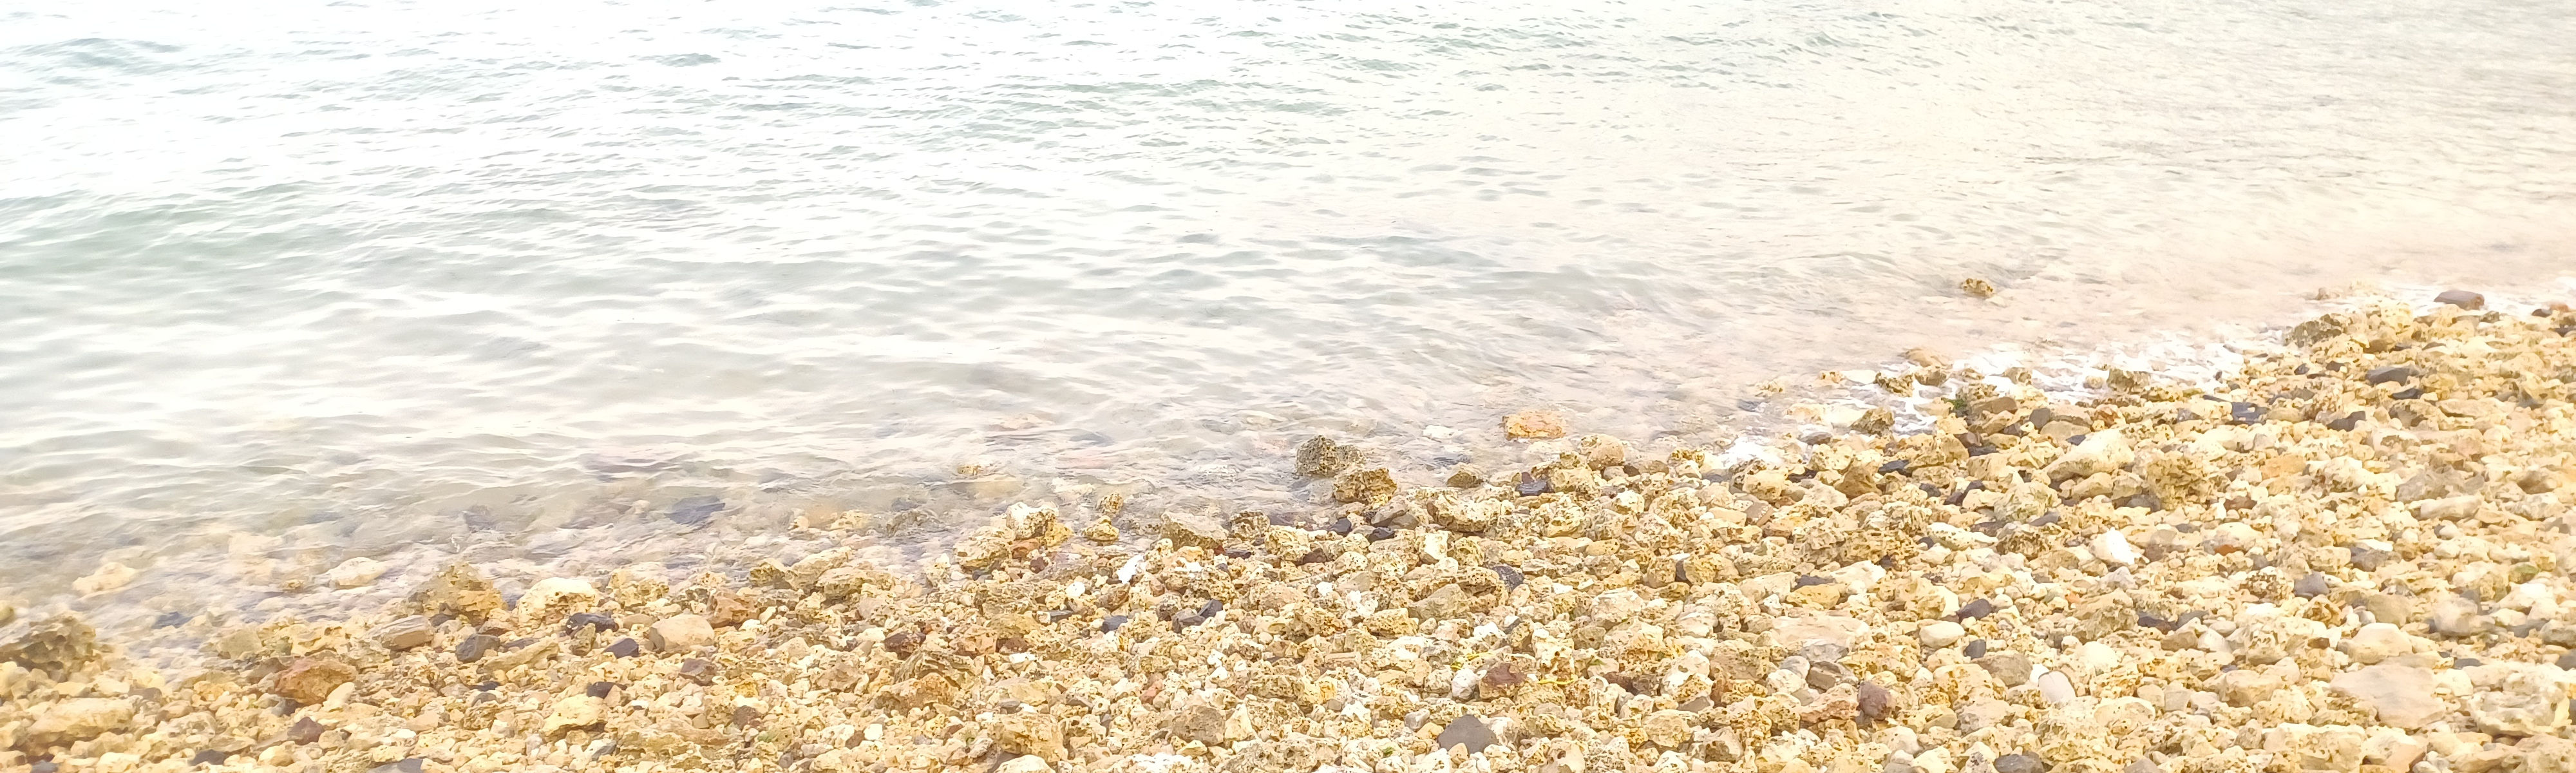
1332,468 -> 1397,504
1294,437 -> 1361,478
647,614 -> 715,652
541,694 -> 607,736
990,712 -> 1066,760
1502,410 -> 1568,439
1167,700 -> 1226,746
1436,714 -> 1499,753
410,562 -> 505,622
2466,667 -> 2571,736
273,656 -> 356,704
327,557 -> 389,589
371,616 -> 435,651
2331,665 -> 2446,729
27,697 -> 133,746
0,614 -> 100,674
2428,595 -> 2492,637
2341,623 -> 2412,665
517,577 -> 600,622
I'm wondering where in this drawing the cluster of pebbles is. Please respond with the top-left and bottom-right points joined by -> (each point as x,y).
10,291 -> 2576,773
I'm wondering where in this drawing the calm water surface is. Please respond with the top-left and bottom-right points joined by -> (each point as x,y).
4,0 -> 2573,617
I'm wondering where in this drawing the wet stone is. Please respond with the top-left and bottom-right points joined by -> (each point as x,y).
668,495 -> 725,526
454,634 -> 502,663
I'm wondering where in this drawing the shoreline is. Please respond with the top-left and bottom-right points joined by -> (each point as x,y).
9,289 -> 2576,772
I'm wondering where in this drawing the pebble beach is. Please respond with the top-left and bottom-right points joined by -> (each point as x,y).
10,289 -> 2576,773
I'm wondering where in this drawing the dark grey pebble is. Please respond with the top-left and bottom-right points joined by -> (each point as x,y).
1434,714 -> 1498,754
1326,518 -> 1354,535
1963,639 -> 1989,658
287,716 -> 327,745
1954,598 -> 1996,620
1295,549 -> 1333,564
2452,657 -> 2481,667
367,759 -> 424,773
586,681 -> 616,698
2325,411 -> 2365,431
474,680 -> 500,691
2555,651 -> 2576,669
668,495 -> 725,525
606,638 -> 640,658
2390,386 -> 2424,401
1805,660 -> 1850,689
31,762 -> 58,773
2434,290 -> 2485,309
1857,682 -> 1891,724
1368,526 -> 1396,542
1515,474 -> 1551,496
1792,575 -> 1832,588
1996,752 -> 2046,773
2293,572 -> 2331,598
1101,615 -> 1130,633
2029,512 -> 2061,528
188,750 -> 230,766
2365,366 -> 2416,385
678,659 -> 716,685
455,633 -> 502,663
2229,401 -> 2264,424
1878,459 -> 1911,474
565,612 -> 618,633
1490,565 -> 1524,589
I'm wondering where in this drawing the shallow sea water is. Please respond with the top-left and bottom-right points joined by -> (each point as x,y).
3,0 -> 2574,627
